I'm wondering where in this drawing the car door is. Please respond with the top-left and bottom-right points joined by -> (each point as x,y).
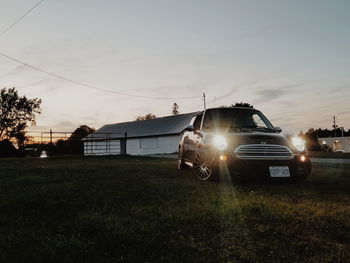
187,113 -> 203,162
181,117 -> 195,161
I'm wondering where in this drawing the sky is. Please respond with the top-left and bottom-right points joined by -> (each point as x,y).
0,0 -> 349,134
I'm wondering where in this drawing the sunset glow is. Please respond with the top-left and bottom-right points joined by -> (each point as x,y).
0,0 -> 349,134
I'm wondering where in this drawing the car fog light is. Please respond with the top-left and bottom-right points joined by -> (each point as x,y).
213,135 -> 228,150
219,155 -> 228,161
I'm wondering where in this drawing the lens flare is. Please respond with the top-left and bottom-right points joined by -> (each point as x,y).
213,135 -> 228,150
292,137 -> 306,152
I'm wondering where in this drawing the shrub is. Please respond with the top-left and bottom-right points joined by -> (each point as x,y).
0,139 -> 17,157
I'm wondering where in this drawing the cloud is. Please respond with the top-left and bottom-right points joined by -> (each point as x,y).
252,82 -> 308,105
339,110 -> 350,116
207,88 -> 238,104
29,120 -> 76,132
332,84 -> 350,93
142,82 -> 203,97
0,64 -> 29,78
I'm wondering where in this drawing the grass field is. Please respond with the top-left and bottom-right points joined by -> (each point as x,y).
0,156 -> 349,263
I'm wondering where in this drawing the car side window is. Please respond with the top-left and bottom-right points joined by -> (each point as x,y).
193,114 -> 203,130
253,113 -> 268,128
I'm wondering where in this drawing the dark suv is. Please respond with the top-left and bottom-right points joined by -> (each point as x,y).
178,107 -> 311,181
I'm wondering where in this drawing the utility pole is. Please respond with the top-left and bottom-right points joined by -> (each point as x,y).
332,116 -> 338,137
49,129 -> 53,154
203,93 -> 206,110
50,129 -> 53,144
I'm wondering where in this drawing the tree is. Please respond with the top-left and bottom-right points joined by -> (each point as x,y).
69,125 -> 95,141
302,128 -> 322,151
0,87 -> 42,147
172,103 -> 180,115
54,139 -> 69,155
67,125 -> 95,154
136,113 -> 157,121
231,102 -> 254,108
49,125 -> 95,155
0,139 -> 17,157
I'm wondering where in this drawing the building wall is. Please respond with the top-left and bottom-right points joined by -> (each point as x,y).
126,135 -> 182,155
318,137 -> 350,152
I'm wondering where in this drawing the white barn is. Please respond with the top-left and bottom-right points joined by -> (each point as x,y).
83,112 -> 197,156
318,137 -> 350,153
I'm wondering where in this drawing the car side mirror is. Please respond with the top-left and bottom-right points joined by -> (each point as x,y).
275,127 -> 282,133
185,124 -> 194,132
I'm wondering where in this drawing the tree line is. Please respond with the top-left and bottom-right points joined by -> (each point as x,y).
301,128 -> 350,151
0,125 -> 95,157
135,103 -> 180,121
0,87 -> 348,157
0,87 -> 96,157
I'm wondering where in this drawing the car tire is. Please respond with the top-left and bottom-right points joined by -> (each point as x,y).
193,149 -> 217,181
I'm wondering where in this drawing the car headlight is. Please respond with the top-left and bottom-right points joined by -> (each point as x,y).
291,137 -> 306,152
213,135 -> 228,150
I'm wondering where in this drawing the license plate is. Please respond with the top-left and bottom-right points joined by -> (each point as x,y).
269,166 -> 290,177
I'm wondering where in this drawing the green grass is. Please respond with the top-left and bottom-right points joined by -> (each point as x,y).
0,156 -> 349,263
310,151 -> 350,159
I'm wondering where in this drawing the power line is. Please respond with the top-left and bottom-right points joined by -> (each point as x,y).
0,0 -> 200,100
0,0 -> 46,37
0,51 -> 201,100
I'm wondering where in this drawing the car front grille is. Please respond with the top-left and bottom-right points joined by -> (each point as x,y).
234,144 -> 294,160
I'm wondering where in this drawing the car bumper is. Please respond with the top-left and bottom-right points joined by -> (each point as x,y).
213,152 -> 311,179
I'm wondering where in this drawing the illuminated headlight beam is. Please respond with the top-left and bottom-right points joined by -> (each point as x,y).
213,135 -> 228,150
292,137 -> 306,152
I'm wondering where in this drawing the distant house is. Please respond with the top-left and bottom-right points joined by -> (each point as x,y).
83,112 -> 197,156
318,137 -> 350,152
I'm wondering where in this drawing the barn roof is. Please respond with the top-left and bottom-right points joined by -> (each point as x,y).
84,112 -> 198,140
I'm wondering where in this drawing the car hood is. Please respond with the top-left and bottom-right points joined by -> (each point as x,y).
203,131 -> 290,148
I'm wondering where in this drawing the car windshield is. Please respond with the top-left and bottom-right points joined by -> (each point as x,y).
202,108 -> 275,132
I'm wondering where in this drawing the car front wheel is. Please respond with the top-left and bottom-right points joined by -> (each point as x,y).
193,149 -> 215,181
